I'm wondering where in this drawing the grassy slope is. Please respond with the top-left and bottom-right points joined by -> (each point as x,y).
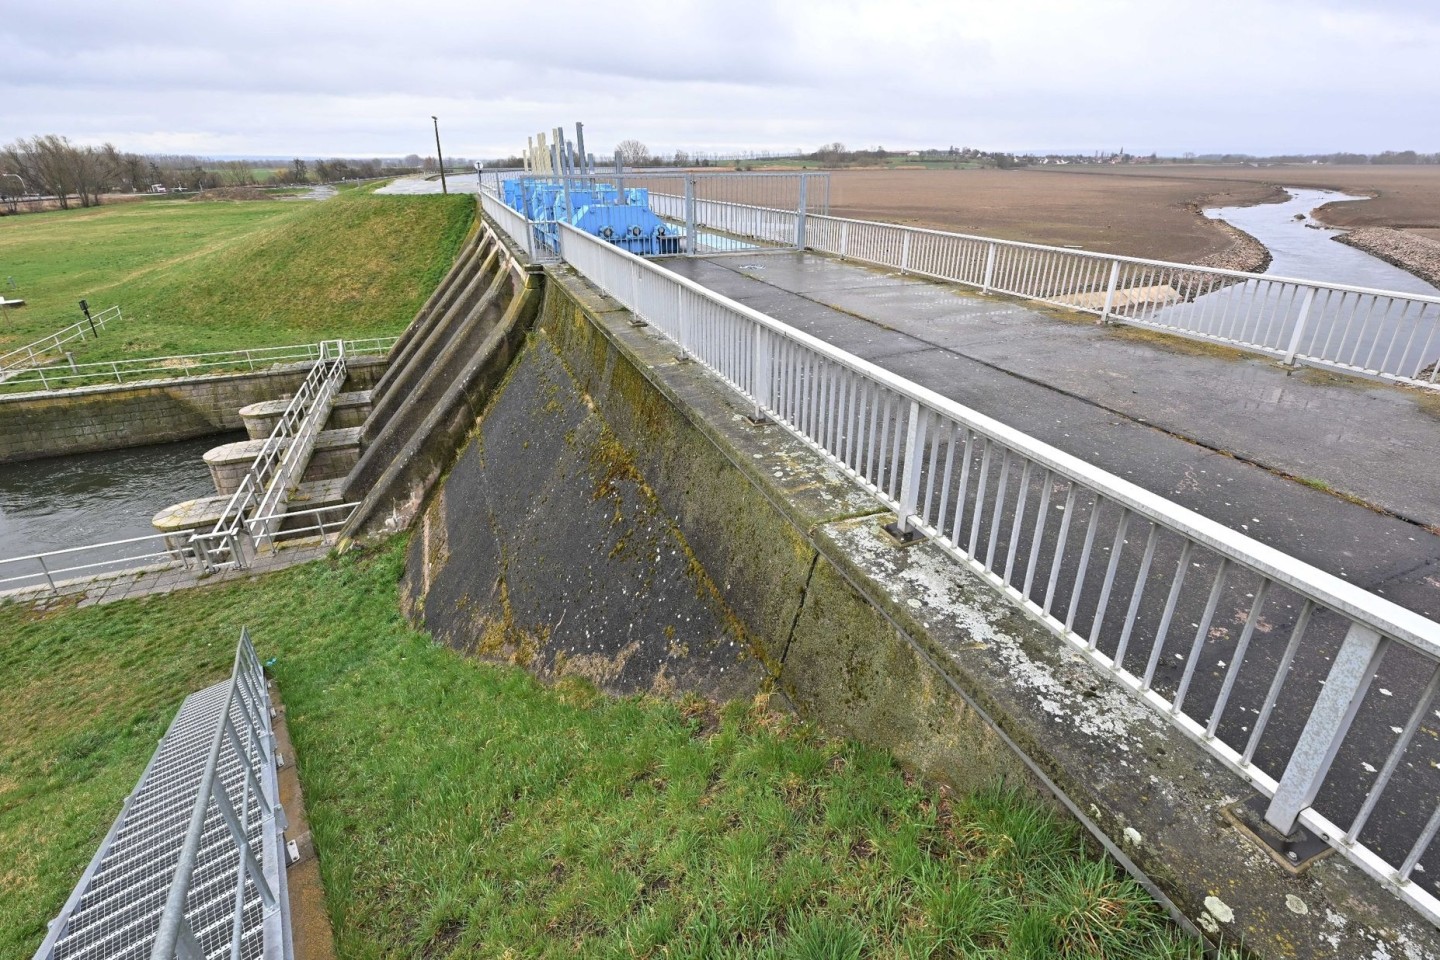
0,543 -> 1214,959
0,187 -> 473,361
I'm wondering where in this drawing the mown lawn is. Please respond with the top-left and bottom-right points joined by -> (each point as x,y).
0,541 -> 1218,959
0,185 -> 473,362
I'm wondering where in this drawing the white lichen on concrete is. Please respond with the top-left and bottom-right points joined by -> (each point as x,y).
832,520 -> 1164,756
1286,894 -> 1309,915
1203,895 -> 1234,924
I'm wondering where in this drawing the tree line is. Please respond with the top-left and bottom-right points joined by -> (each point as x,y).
0,134 -> 446,213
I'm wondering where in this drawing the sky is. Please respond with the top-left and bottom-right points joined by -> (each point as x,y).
3,0 -> 1437,160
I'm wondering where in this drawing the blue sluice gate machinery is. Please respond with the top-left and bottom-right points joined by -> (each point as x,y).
503,178 -> 684,256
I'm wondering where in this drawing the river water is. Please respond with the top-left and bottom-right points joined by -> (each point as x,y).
0,434 -> 237,565
1205,187 -> 1440,297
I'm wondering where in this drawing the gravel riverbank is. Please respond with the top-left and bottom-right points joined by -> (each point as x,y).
1333,227 -> 1440,291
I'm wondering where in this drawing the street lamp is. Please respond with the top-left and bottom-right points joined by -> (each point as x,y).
431,116 -> 448,195
1,173 -> 26,196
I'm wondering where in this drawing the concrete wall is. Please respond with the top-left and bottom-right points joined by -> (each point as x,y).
0,358 -> 386,463
398,259 -> 1440,960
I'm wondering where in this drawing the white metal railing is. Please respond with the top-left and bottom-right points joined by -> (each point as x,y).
192,341 -> 348,571
547,218 -> 1440,923
0,532 -> 197,595
0,336 -> 396,394
480,189 -> 536,260
148,628 -> 287,960
519,182 -> 1440,388
0,305 -> 122,376
788,209 -> 1440,389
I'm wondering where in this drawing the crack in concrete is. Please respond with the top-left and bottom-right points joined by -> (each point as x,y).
777,550 -> 819,669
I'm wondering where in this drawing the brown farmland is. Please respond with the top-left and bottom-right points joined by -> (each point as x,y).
824,165 -> 1440,264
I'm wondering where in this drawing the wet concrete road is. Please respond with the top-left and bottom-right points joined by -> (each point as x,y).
668,250 -> 1440,888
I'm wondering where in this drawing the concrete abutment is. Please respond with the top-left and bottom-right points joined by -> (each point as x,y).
386,233 -> 1440,958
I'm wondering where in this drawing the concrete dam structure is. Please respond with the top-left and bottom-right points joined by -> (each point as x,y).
25,161 -> 1440,959
301,200 -> 1438,958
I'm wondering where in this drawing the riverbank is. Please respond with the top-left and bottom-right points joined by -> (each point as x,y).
1334,227 -> 1440,290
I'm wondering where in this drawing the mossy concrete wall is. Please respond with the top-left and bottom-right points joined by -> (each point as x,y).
0,358 -> 385,463
399,257 -> 1440,959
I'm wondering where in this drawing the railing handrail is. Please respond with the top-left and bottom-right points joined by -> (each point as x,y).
0,305 -> 123,370
540,214 -> 1440,923
799,210 -> 1440,305
554,219 -> 1440,658
0,335 -> 396,394
149,627 -> 281,960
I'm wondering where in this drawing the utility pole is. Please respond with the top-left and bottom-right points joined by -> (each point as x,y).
431,116 -> 448,195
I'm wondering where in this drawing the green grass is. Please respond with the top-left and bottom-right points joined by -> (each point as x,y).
0,541 -> 1219,958
0,186 -> 473,362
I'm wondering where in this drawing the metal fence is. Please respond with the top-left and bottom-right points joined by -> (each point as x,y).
193,341 -> 349,571
0,336 -> 396,394
777,209 -> 1440,389
0,532 -> 197,595
542,216 -> 1440,923
0,305 -> 122,377
34,628 -> 289,960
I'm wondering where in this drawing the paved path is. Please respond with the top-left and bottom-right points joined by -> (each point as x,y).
2,543 -> 330,610
670,252 -> 1440,620
374,175 -> 481,196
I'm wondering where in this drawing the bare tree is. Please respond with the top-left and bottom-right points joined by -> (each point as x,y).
616,139 -> 649,166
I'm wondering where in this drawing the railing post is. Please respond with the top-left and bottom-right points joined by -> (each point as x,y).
840,221 -> 849,258
1284,287 -> 1317,366
981,243 -> 997,293
750,324 -> 771,423
900,232 -> 911,274
1099,260 -> 1121,324
885,402 -> 927,542
684,175 -> 697,256
1264,623 -> 1388,836
794,175 -> 809,250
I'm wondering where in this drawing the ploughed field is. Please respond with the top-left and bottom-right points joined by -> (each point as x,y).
824,165 -> 1440,264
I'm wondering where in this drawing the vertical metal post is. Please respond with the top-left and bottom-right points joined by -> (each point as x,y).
1100,260 -> 1121,324
840,221 -> 849,258
751,325 -> 771,423
894,401 -> 927,535
900,233 -> 911,274
1265,623 -> 1388,835
982,243 -> 997,293
574,122 -> 588,176
684,175 -> 697,256
1284,287 -> 1317,365
794,175 -> 809,249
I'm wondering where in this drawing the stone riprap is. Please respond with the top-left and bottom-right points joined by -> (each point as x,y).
1335,227 -> 1440,290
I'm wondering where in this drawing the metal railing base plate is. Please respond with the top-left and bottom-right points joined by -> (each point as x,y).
1224,795 -> 1336,875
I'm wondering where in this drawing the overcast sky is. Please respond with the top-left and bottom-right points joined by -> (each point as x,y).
3,0 -> 1436,160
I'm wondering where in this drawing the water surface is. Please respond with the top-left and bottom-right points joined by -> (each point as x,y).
0,434 -> 238,563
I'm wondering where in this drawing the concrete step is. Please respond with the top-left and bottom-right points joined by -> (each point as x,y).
238,390 -> 372,440
152,476 -> 350,537
203,427 -> 362,496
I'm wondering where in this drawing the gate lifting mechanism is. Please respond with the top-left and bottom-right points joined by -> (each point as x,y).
507,123 -> 686,257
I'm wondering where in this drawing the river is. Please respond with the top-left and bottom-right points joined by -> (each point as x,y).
1205,187 -> 1440,297
0,434 -> 237,565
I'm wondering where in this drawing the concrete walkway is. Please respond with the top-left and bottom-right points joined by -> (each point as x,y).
668,251 -> 1440,625
2,542 -> 330,610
